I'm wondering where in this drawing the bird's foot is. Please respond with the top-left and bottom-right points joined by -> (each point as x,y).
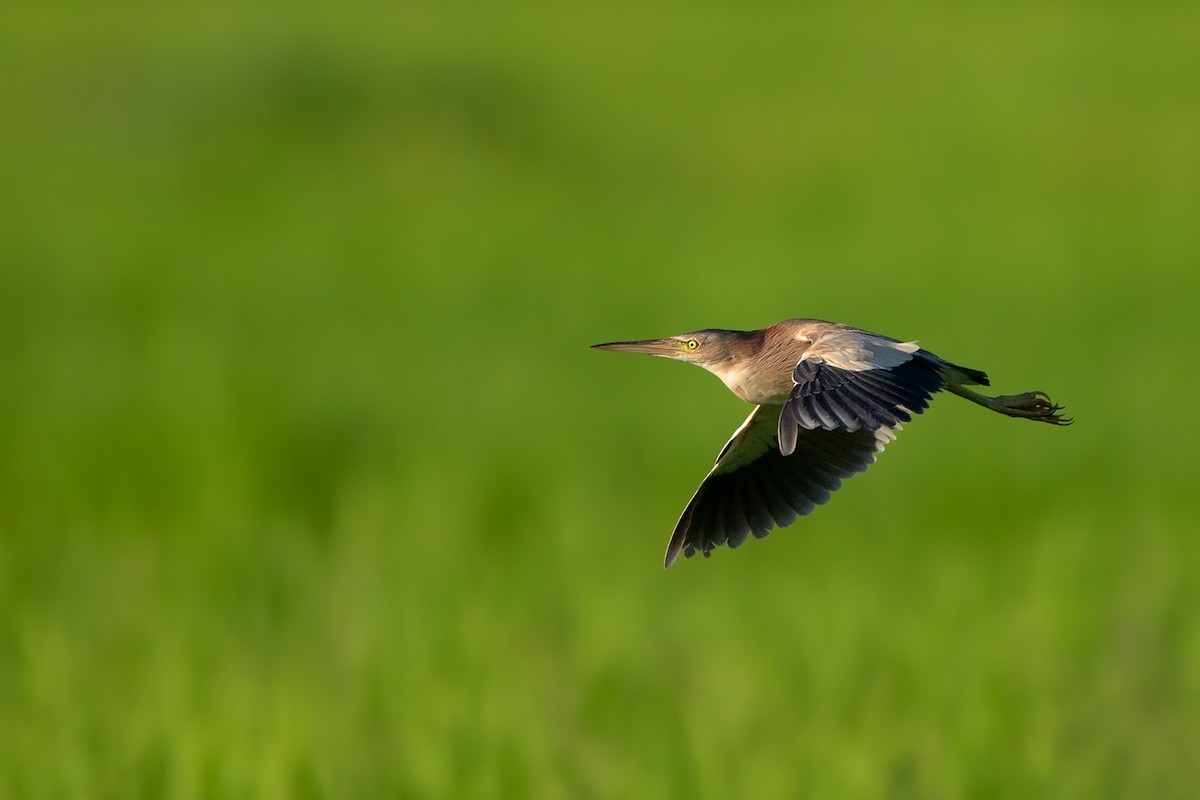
991,391 -> 1073,425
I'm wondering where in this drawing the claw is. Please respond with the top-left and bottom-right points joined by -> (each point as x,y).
997,391 -> 1072,425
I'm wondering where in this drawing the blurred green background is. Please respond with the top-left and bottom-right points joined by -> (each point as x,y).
2,0 -> 1199,797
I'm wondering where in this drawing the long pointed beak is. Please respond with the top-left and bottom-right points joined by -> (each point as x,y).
591,338 -> 681,357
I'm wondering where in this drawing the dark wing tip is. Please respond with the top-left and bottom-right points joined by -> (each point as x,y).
663,506 -> 694,568
664,539 -> 683,569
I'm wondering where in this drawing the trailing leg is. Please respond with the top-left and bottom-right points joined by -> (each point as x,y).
947,383 -> 1072,425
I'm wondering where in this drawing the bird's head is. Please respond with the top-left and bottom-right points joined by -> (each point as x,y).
591,329 -> 746,369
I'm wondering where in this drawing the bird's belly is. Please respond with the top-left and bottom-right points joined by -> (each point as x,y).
716,367 -> 790,405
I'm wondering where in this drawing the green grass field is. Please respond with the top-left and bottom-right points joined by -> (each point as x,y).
3,1 -> 1199,796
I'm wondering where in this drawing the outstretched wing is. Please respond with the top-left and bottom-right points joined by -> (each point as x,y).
664,405 -> 898,567
778,330 -> 945,454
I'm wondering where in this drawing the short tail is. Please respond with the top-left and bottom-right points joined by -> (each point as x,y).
915,350 -> 990,387
955,365 -> 990,386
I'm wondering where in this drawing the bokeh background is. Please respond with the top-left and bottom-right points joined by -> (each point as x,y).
3,1 -> 1199,797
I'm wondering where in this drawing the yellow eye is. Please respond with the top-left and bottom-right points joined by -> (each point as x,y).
686,339 -> 699,350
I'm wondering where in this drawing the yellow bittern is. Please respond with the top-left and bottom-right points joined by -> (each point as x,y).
593,319 -> 1070,567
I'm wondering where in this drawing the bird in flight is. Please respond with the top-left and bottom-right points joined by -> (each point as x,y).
593,319 -> 1071,567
